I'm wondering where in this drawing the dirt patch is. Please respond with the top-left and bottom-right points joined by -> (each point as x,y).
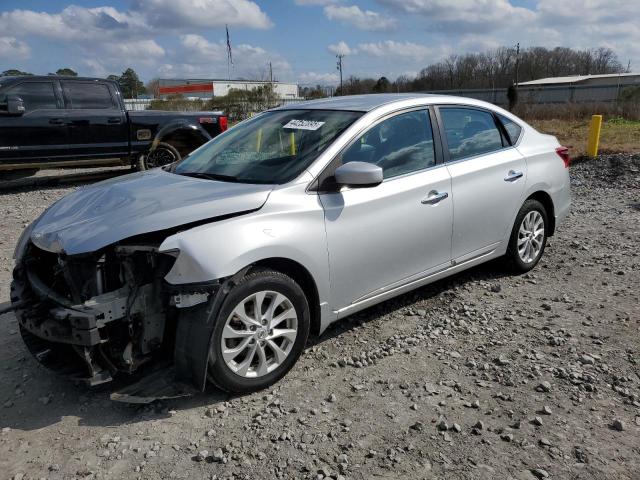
1,155 -> 639,480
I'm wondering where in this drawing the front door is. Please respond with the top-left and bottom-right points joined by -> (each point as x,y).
0,80 -> 68,164
319,109 -> 453,312
437,106 -> 527,261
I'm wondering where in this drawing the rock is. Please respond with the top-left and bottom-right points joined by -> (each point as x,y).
579,354 -> 595,365
451,423 -> 461,433
610,419 -> 625,431
206,429 -> 216,438
531,468 -> 549,478
472,420 -> 485,431
212,448 -> 224,462
495,354 -> 510,366
531,416 -> 544,426
539,437 -> 552,447
540,405 -> 552,415
328,394 -> 337,403
436,419 -> 448,431
195,450 -> 208,462
573,446 -> 588,463
501,433 -> 513,442
535,381 -> 551,393
410,421 -> 424,432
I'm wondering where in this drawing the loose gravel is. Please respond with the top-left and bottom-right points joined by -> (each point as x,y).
1,155 -> 638,480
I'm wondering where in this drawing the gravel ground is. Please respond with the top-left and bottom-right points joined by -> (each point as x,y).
0,155 -> 639,480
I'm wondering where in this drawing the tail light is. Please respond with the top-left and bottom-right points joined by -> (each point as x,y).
555,146 -> 570,168
218,116 -> 228,132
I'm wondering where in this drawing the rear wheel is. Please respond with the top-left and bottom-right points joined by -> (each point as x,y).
137,142 -> 181,170
504,199 -> 548,273
207,270 -> 310,393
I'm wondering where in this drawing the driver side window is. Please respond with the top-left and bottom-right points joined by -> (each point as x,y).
4,82 -> 58,112
342,109 -> 435,179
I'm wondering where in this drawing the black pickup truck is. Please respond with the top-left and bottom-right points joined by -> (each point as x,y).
0,76 -> 227,179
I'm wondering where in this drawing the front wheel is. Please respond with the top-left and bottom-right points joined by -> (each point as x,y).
504,199 -> 548,273
207,270 -> 310,394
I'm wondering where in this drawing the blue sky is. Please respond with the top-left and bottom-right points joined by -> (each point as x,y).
0,0 -> 638,85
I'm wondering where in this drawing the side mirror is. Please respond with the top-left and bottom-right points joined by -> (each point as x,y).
334,161 -> 383,188
7,95 -> 25,115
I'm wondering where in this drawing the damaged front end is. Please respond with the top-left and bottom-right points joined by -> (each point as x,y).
11,239 -> 220,396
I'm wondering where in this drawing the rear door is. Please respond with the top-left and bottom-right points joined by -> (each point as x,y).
0,80 -> 67,164
436,105 -> 527,262
61,81 -> 128,158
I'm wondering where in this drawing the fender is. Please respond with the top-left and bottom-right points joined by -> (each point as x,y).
150,120 -> 212,151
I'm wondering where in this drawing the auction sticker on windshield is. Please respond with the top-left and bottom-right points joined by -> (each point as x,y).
283,119 -> 325,131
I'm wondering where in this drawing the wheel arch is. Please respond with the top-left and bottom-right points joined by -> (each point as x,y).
249,257 -> 321,337
525,190 -> 555,236
152,122 -> 211,157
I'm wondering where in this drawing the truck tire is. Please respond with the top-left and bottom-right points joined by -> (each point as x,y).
137,142 -> 181,170
207,269 -> 310,394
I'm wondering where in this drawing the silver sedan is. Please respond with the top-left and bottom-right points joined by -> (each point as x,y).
12,94 -> 570,396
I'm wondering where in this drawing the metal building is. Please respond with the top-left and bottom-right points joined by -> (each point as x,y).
158,79 -> 299,99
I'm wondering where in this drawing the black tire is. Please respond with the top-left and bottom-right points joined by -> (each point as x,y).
504,199 -> 548,273
207,269 -> 310,394
137,142 -> 181,170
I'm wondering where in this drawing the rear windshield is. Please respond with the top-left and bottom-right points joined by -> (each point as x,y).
174,109 -> 362,184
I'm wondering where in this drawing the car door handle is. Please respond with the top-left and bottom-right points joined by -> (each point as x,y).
421,190 -> 449,205
504,170 -> 524,182
108,117 -> 123,124
49,118 -> 65,125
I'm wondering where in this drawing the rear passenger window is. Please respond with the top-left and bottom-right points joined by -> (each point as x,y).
341,110 -> 435,179
5,82 -> 58,111
439,107 -> 503,161
498,114 -> 522,144
63,82 -> 114,109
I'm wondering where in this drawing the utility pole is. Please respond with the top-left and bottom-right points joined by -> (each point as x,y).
269,61 -> 273,84
336,54 -> 344,95
514,42 -> 520,86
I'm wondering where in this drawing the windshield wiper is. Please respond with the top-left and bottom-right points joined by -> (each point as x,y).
178,172 -> 243,183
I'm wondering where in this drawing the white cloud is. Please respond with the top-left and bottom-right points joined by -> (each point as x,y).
0,6 -> 147,41
299,71 -> 340,84
378,0 -> 534,32
357,41 -> 436,61
324,5 -> 396,31
163,34 -> 291,80
0,36 -> 30,59
328,41 -> 355,56
132,0 -> 272,29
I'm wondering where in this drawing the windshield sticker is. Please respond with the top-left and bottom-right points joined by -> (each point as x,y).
283,119 -> 325,131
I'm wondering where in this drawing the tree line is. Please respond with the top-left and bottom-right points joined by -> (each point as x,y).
325,46 -> 626,96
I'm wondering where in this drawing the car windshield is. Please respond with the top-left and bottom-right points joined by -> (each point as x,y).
174,109 -> 362,184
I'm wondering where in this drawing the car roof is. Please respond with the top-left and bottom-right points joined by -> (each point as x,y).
275,93 -> 500,112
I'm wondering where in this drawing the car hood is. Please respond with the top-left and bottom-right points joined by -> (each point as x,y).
31,168 -> 273,255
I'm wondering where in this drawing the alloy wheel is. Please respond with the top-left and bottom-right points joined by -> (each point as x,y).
219,290 -> 298,378
517,210 -> 545,264
145,146 -> 178,168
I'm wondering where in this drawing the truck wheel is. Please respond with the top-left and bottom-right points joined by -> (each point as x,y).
137,142 -> 181,170
207,269 -> 310,394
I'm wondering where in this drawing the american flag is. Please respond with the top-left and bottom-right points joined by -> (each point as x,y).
226,25 -> 233,66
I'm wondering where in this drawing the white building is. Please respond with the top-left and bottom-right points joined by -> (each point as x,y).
158,78 -> 299,99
